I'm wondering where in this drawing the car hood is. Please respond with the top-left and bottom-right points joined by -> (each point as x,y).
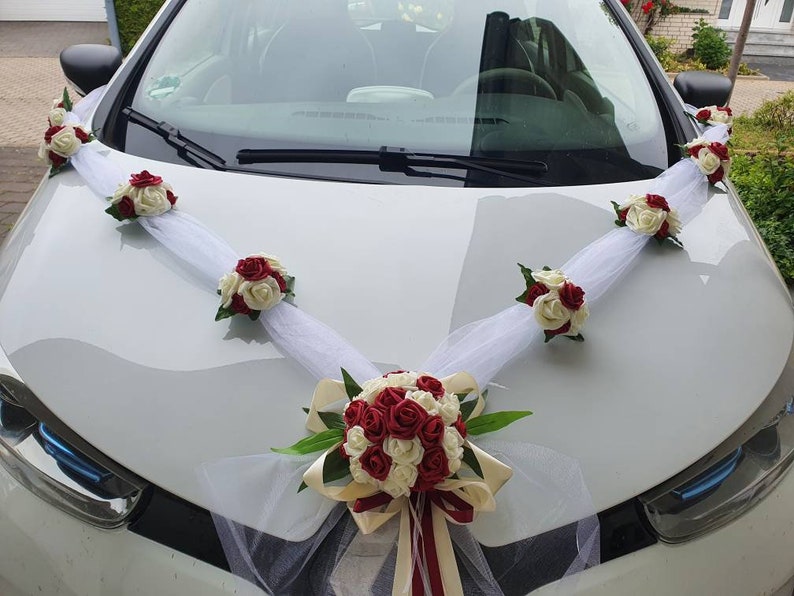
0,149 -> 792,533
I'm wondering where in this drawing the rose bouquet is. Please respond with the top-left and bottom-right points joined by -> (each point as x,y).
105,170 -> 178,221
516,265 -> 589,342
275,369 -> 529,594
683,138 -> 731,184
38,89 -> 95,176
612,193 -> 682,247
691,105 -> 733,130
216,254 -> 294,321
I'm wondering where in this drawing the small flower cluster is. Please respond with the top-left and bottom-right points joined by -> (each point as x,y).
106,170 -> 178,221
340,371 -> 467,498
684,138 -> 731,184
693,105 -> 733,130
641,0 -> 676,15
517,267 -> 589,342
612,193 -> 682,246
216,254 -> 294,321
38,91 -> 93,175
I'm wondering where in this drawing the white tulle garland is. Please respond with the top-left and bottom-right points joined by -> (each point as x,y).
56,88 -> 728,594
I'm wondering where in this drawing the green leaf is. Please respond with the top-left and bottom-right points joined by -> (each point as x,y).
465,411 -> 532,436
215,307 -> 234,322
544,331 -> 554,343
515,289 -> 529,304
322,447 -> 351,485
341,368 -> 363,400
302,407 -> 310,414
297,480 -> 309,493
462,445 -> 484,478
460,399 -> 478,421
61,87 -> 73,112
565,333 -> 585,342
104,204 -> 125,222
272,428 -> 344,455
247,310 -> 261,321
317,411 -> 345,430
517,262 -> 534,285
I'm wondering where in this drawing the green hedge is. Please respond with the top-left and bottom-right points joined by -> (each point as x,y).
115,0 -> 167,54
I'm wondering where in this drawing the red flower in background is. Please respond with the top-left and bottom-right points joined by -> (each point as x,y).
642,1 -> 654,13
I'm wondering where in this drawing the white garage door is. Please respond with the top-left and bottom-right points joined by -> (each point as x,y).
0,0 -> 106,21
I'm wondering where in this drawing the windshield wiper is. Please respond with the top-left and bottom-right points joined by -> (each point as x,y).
237,146 -> 551,185
122,107 -> 228,170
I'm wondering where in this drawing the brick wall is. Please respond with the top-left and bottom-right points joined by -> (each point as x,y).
630,0 -> 722,51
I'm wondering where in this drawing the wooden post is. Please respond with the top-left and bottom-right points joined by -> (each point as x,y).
726,0 -> 757,104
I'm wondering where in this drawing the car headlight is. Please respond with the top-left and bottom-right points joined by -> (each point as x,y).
640,347 -> 794,543
0,370 -> 147,529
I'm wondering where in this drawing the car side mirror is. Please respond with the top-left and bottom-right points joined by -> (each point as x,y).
673,71 -> 733,107
60,44 -> 122,96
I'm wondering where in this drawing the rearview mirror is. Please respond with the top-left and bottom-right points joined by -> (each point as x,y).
673,71 -> 732,107
60,44 -> 122,96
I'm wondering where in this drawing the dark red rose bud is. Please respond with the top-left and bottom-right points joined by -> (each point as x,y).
48,151 -> 66,168
235,256 -> 273,281
708,142 -> 729,161
271,271 -> 287,293
373,387 -> 406,411
417,415 -> 445,448
386,399 -> 428,440
129,170 -> 163,187
360,445 -> 392,481
230,294 -> 251,315
44,125 -> 64,143
339,430 -> 350,460
548,321 -> 572,336
454,414 -> 468,439
695,109 -> 711,122
707,168 -> 725,184
687,144 -> 703,158
343,400 -> 367,428
74,127 -> 90,143
654,220 -> 670,240
415,447 -> 450,488
558,282 -> 585,311
416,375 -> 445,398
618,208 -> 629,222
526,283 -> 549,307
361,407 -> 387,443
717,106 -> 732,115
118,196 -> 136,219
166,190 -> 178,206
645,194 -> 670,212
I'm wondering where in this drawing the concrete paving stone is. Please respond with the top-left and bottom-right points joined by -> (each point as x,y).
0,22 -> 110,58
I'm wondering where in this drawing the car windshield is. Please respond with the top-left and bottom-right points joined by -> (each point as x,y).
125,0 -> 669,186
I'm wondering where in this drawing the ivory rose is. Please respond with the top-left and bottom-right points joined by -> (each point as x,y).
217,272 -> 242,308
533,292 -> 572,331
239,277 -> 282,311
383,436 -> 424,466
531,269 -> 567,290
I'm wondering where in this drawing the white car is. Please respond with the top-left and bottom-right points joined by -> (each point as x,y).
1,0 -> 793,594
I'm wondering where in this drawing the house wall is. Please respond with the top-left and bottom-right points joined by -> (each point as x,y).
630,0 -> 722,52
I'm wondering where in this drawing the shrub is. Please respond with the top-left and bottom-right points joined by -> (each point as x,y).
645,35 -> 679,71
116,0 -> 166,55
752,91 -> 794,130
691,19 -> 732,70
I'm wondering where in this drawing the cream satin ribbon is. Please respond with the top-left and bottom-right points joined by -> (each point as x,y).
302,372 -> 513,595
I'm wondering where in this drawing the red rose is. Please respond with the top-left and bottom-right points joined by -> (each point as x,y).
44,125 -> 64,143
74,127 -> 90,143
645,194 -> 670,212
235,256 -> 273,281
618,208 -> 629,222
654,219 -> 670,240
415,447 -> 450,490
360,445 -> 392,481
56,101 -> 64,108
707,168 -> 725,184
118,196 -> 136,219
343,400 -> 367,428
416,375 -> 444,398
271,271 -> 288,293
709,142 -> 730,162
717,106 -> 732,116
454,414 -> 468,439
373,387 -> 406,411
525,283 -> 549,307
386,399 -> 428,440
558,282 -> 585,311
166,190 -> 178,206
417,415 -> 445,448
129,170 -> 164,188
48,151 -> 66,168
230,294 -> 251,315
361,407 -> 387,443
642,1 -> 654,13
382,370 -> 407,378
339,430 -> 350,460
548,321 -> 572,337
620,0 -> 630,5
687,144 -> 703,158
695,109 -> 712,122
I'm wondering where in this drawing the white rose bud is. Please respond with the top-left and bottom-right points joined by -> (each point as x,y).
383,437 -> 424,465
359,377 -> 389,403
448,456 -> 462,474
442,427 -> 464,462
130,184 -> 173,216
111,183 -> 133,205
408,390 -> 438,415
384,372 -> 418,388
623,201 -> 667,235
568,302 -> 590,335
380,464 -> 418,497
436,393 -> 460,425
349,456 -> 377,486
49,125 -> 82,157
239,277 -> 282,311
343,426 -> 370,458
533,291 -> 572,331
49,108 -> 67,126
218,272 -> 242,308
531,269 -> 567,290
666,209 -> 682,237
37,140 -> 51,163
694,147 -> 721,175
